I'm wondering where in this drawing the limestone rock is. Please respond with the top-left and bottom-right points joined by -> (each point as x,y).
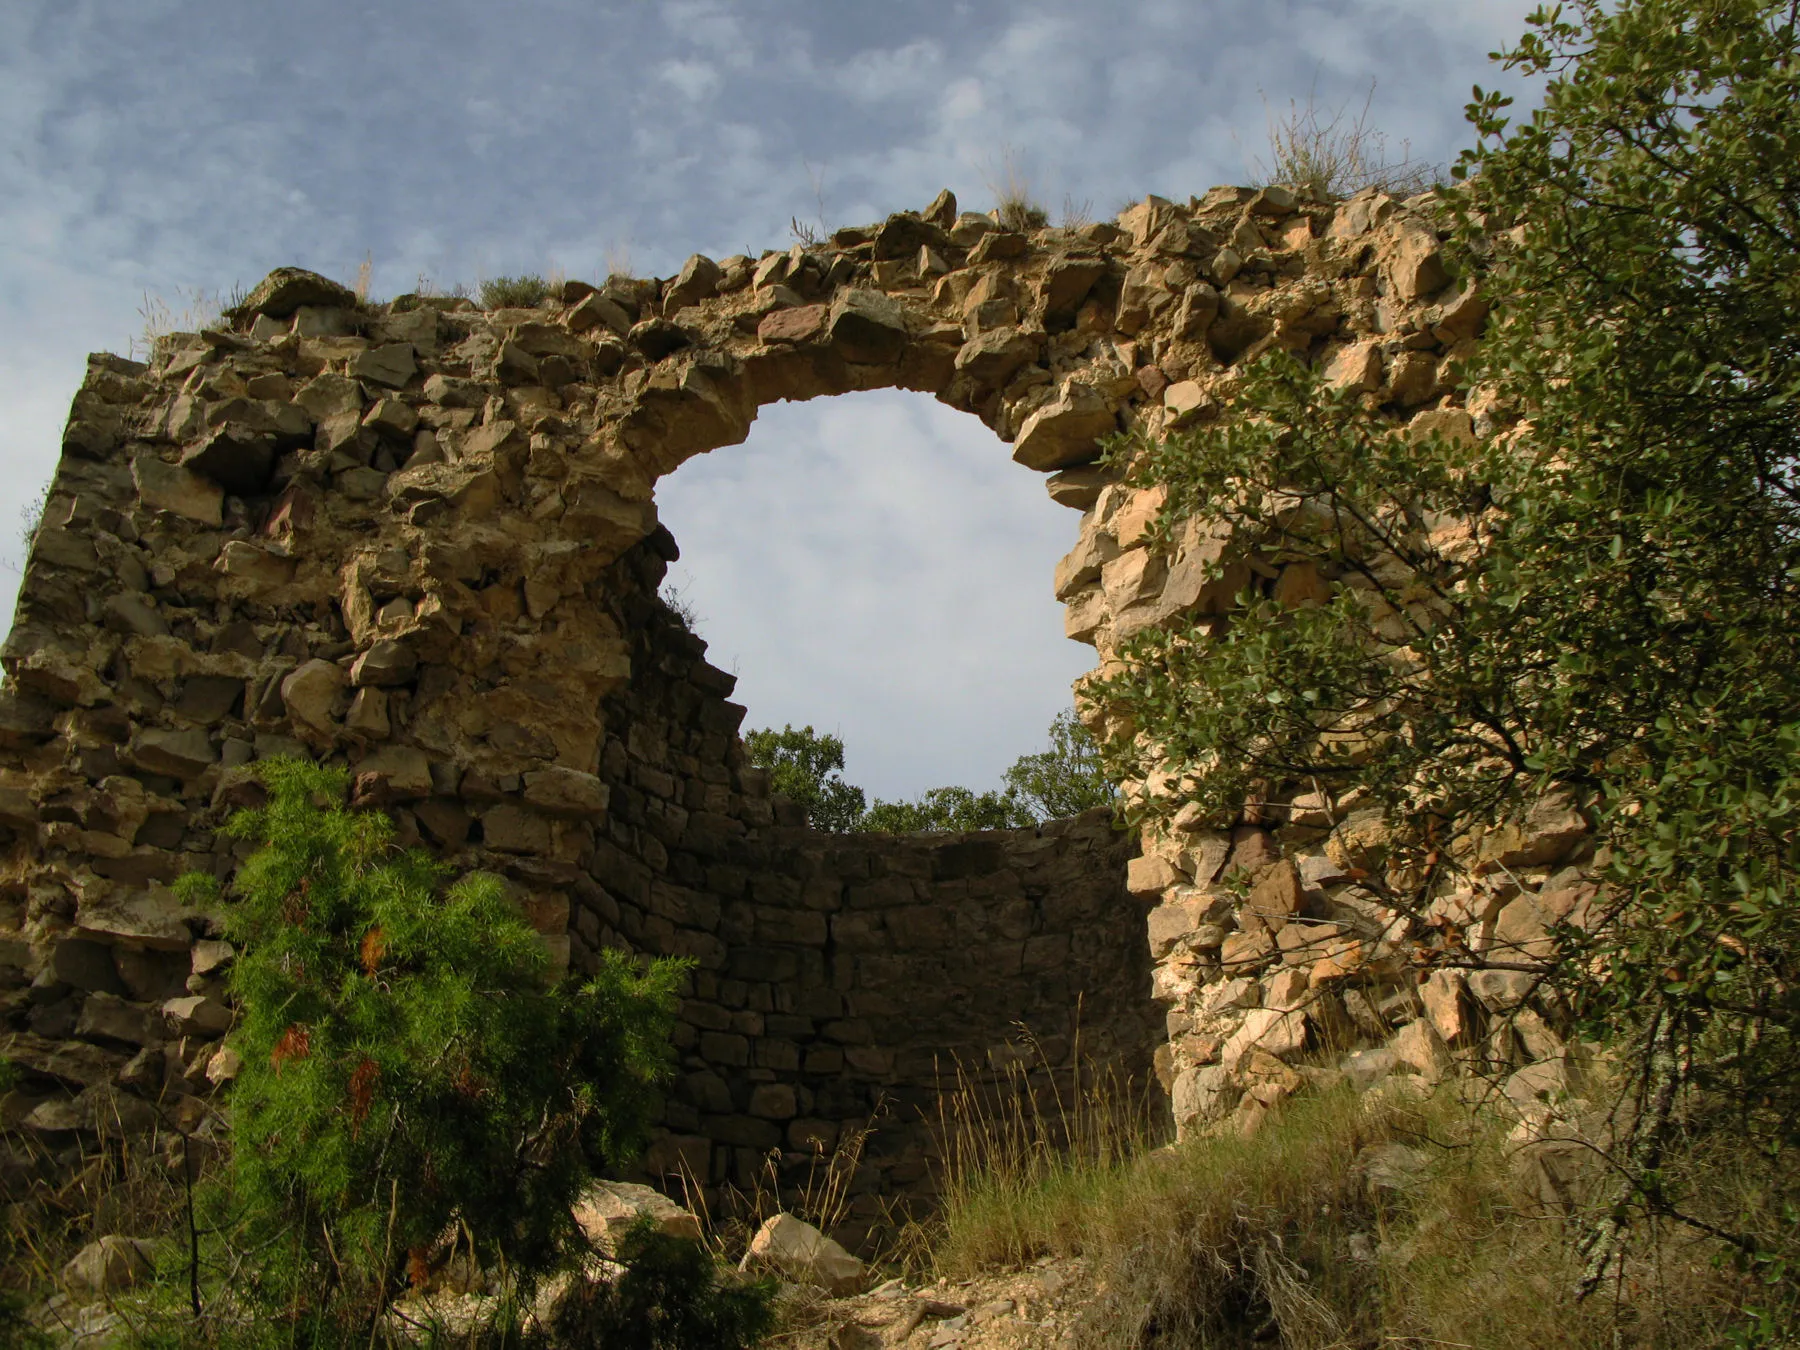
572,1179 -> 703,1254
76,886 -> 192,951
350,343 -> 417,388
75,992 -> 161,1047
128,727 -> 217,779
281,659 -> 347,730
237,267 -> 357,319
665,255 -> 722,314
522,767 -> 610,818
828,289 -> 909,364
1220,1008 -> 1306,1074
62,1235 -> 156,1299
133,454 -> 222,526
741,1213 -> 866,1295
162,994 -> 232,1037
354,745 -> 433,800
350,639 -> 418,687
1011,384 -> 1116,471
1391,1017 -> 1454,1082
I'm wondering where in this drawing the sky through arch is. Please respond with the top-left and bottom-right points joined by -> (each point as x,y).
653,388 -> 1094,804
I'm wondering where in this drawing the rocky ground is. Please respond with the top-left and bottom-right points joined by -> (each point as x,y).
770,1257 -> 1092,1350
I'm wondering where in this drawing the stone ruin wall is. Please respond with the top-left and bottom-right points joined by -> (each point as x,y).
0,178 -> 1595,1239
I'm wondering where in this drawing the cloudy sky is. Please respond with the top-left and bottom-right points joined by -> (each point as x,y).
0,0 -> 1541,803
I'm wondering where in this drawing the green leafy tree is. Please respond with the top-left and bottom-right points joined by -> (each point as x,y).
1091,0 -> 1800,1302
859,784 -> 1035,833
176,759 -> 689,1332
746,712 -> 1115,833
1000,708 -> 1117,820
741,724 -> 867,831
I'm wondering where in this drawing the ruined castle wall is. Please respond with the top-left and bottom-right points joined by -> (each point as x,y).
0,177 -> 1585,1227
576,537 -> 1155,1237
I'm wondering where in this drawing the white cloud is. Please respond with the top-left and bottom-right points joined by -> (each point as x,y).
658,57 -> 721,102
655,390 -> 1094,801
0,0 -> 1554,792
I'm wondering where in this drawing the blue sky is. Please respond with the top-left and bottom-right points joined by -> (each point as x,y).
0,0 -> 1540,802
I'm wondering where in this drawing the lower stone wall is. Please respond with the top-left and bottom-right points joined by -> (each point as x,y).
0,530 -> 1164,1251
574,536 -> 1161,1247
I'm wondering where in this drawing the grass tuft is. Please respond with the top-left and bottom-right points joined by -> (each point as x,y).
983,147 -> 1050,233
1251,79 -> 1444,200
476,274 -> 554,310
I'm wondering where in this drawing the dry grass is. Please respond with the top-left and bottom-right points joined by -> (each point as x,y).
130,284 -> 244,361
931,1029 -> 1158,1277
1251,80 -> 1444,200
982,147 -> 1050,234
928,1070 -> 1799,1349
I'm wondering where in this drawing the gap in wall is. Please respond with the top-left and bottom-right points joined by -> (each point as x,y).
652,388 -> 1095,804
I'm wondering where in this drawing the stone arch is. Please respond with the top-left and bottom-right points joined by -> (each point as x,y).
1,180 -> 1476,1234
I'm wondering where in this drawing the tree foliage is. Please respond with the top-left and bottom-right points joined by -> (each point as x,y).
742,711 -> 1115,833
176,759 -> 689,1331
740,724 -> 868,831
1090,0 -> 1800,1297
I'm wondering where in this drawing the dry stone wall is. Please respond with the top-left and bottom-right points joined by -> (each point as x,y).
0,178 -> 1584,1234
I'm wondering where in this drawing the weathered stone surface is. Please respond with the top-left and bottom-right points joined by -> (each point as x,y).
954,327 -> 1039,388
1012,384 -> 1116,471
133,454 -> 222,525
522,767 -> 610,818
572,1179 -> 703,1253
128,727 -> 217,778
355,745 -> 433,799
75,992 -> 161,1047
236,267 -> 357,319
1221,1007 -> 1306,1073
350,343 -> 417,388
163,994 -> 233,1037
742,1213 -> 866,1295
665,254 -> 722,313
350,639 -> 418,687
62,1235 -> 156,1298
281,659 -> 347,730
75,887 -> 191,951
828,289 -> 909,364
758,304 -> 828,345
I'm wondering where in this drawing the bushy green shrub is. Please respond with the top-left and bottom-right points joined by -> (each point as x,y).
175,759 -> 689,1334
533,1221 -> 775,1350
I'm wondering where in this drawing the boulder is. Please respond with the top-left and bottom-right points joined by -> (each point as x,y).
350,343 -> 417,388
62,1235 -> 156,1299
828,289 -> 909,364
133,454 -> 222,526
1011,384 -> 1116,471
664,254 -> 722,313
740,1213 -> 866,1295
349,639 -> 418,687
280,659 -> 347,730
128,727 -> 217,779
571,1180 -> 702,1254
